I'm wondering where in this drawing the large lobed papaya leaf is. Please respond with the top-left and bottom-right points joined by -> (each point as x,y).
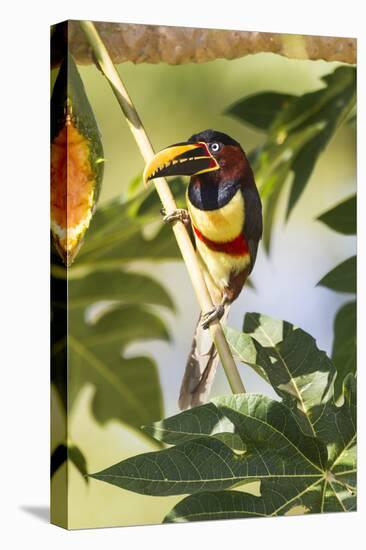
89,313 -> 356,521
51,265 -> 172,447
165,376 -> 355,521
225,312 -> 335,437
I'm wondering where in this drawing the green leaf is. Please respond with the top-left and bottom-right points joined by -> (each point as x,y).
90,394 -> 326,496
131,177 -> 186,219
261,163 -> 290,252
69,340 -> 163,429
144,402 -> 247,452
311,374 -> 356,468
332,301 -> 356,400
213,433 -> 247,452
164,378 -> 356,521
287,134 -> 324,218
52,276 -> 169,432
67,270 -> 174,310
74,177 -> 185,267
226,92 -> 295,131
89,304 -> 356,517
51,444 -> 68,478
318,256 -> 356,293
143,402 -> 234,445
51,442 -> 88,482
224,326 -> 270,383
164,479 -> 323,522
253,123 -> 321,201
283,67 -> 355,217
90,437 -> 256,496
144,404 -> 247,454
228,66 -> 356,250
66,305 -> 168,428
317,195 -> 356,235
225,312 -> 335,437
214,394 -> 328,471
77,224 -> 181,268
317,196 -> 357,405
164,468 -> 354,522
165,490 -> 270,522
70,304 -> 169,344
126,172 -> 143,199
272,68 -> 355,134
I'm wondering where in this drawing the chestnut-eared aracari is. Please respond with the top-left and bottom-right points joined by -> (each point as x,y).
144,129 -> 262,409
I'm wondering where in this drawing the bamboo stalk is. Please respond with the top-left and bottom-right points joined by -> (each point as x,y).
79,20 -> 245,395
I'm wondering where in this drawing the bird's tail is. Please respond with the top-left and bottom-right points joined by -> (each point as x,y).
178,304 -> 230,410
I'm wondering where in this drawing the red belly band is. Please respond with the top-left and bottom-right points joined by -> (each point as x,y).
193,225 -> 249,256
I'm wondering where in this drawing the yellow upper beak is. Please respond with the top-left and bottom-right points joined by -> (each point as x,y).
143,141 -> 220,185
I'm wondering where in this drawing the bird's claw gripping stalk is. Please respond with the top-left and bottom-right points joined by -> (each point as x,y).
201,303 -> 225,330
160,208 -> 190,225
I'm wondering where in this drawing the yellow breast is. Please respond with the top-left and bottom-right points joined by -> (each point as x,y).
187,188 -> 245,242
196,242 -> 251,289
187,188 -> 250,290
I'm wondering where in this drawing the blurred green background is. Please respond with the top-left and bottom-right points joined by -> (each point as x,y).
53,52 -> 356,528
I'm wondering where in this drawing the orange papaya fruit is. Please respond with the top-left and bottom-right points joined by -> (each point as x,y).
51,53 -> 104,266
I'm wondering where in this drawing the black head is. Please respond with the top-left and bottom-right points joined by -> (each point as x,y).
188,129 -> 241,149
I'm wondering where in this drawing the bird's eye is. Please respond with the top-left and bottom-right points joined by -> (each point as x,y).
210,142 -> 221,153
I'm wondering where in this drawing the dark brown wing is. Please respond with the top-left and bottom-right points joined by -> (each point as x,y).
241,183 -> 263,273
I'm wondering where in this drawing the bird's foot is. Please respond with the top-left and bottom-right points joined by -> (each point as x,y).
160,208 -> 190,224
201,304 -> 225,330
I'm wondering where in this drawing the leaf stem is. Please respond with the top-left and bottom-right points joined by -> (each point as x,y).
79,20 -> 245,396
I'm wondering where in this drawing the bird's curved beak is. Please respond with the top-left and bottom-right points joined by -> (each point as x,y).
143,141 -> 220,185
